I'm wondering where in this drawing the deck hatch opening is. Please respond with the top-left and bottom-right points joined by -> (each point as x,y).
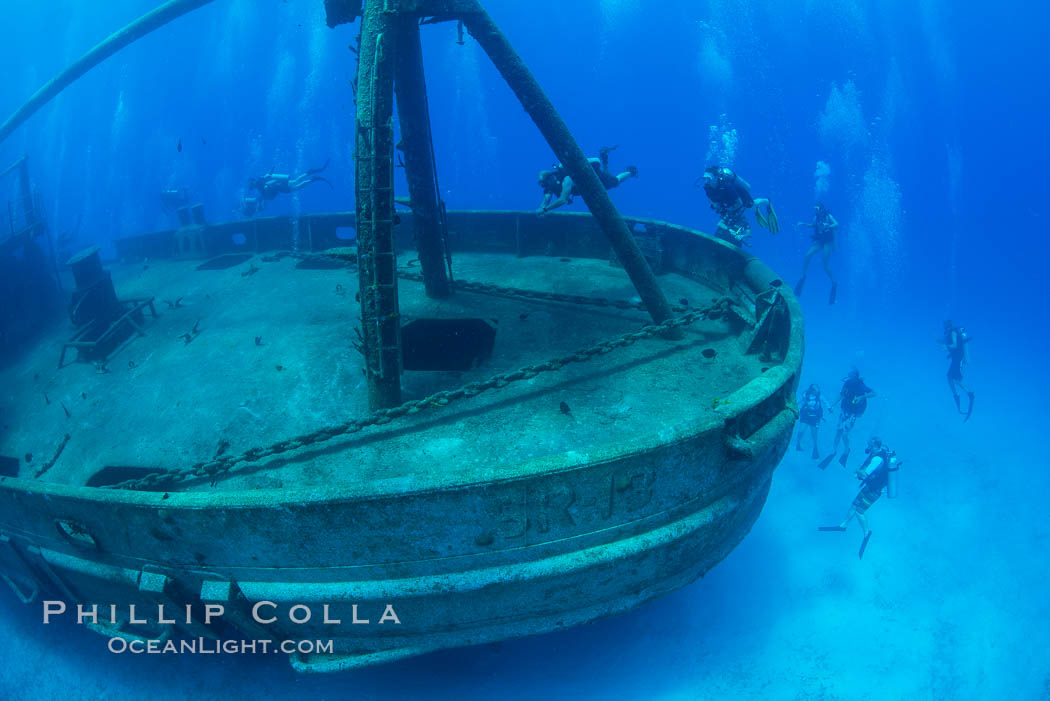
401,318 -> 496,371
0,456 -> 19,477
86,465 -> 170,489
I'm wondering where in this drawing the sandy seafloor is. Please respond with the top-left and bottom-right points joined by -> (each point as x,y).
1,301 -> 1048,701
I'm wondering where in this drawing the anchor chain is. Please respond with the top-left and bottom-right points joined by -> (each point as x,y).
109,299 -> 733,491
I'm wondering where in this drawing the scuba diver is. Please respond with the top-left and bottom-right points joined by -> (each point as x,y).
939,320 -> 974,421
698,165 -> 778,247
537,146 -> 638,214
796,383 -> 830,460
819,436 -> 900,560
244,160 -> 333,215
820,369 -> 876,469
794,203 -> 839,305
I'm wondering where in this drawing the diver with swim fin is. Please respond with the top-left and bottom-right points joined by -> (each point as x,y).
818,436 -> 901,560
939,320 -> 975,421
697,165 -> 778,247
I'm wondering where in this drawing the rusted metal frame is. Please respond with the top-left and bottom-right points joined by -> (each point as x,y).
58,297 -> 156,368
355,1 -> 403,410
393,16 -> 451,298
325,0 -> 476,25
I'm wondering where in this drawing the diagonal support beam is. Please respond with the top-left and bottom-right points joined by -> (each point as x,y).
458,1 -> 675,328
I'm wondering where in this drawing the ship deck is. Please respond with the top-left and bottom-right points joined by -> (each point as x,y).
1,251 -> 767,494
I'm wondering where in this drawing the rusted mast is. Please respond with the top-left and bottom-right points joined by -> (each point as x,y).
394,17 -> 452,298
355,1 -> 403,410
457,1 -> 675,327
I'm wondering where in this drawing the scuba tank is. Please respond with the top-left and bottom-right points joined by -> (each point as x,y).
886,455 -> 900,498
959,327 -> 971,365
801,390 -> 822,421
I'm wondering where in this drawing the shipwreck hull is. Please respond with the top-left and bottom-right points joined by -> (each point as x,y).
0,210 -> 803,671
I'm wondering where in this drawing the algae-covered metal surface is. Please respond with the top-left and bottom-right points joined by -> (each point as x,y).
0,210 -> 802,671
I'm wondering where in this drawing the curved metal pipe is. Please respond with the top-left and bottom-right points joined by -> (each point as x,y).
0,0 -> 218,145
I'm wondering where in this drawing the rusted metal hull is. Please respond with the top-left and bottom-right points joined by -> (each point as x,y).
0,210 -> 803,671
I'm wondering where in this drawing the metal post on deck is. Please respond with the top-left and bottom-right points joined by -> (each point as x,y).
355,1 -> 403,410
458,1 -> 676,329
394,17 -> 451,299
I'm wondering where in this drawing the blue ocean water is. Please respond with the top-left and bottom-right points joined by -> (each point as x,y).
1,1 -> 1048,698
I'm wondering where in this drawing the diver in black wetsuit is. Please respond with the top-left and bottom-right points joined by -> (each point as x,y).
796,383 -> 830,460
699,165 -> 778,247
819,436 -> 901,559
940,320 -> 974,420
822,369 -> 876,469
537,146 -> 638,214
244,160 -> 332,215
794,203 -> 838,304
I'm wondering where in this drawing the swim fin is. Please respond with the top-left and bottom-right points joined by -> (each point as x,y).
952,393 -> 961,412
858,530 -> 872,559
838,449 -> 850,467
306,159 -> 330,176
766,201 -> 779,233
818,453 -> 836,469
756,201 -> 779,233
829,282 -> 837,305
964,391 -> 975,422
755,208 -> 768,230
818,525 -> 847,532
794,277 -> 806,296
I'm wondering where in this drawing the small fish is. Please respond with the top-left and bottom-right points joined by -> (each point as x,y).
254,336 -> 263,346
61,403 -> 71,419
44,392 -> 50,405
191,319 -> 200,334
275,365 -> 284,372
559,401 -> 571,415
177,137 -> 182,153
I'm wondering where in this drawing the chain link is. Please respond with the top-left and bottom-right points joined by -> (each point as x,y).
109,298 -> 732,491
